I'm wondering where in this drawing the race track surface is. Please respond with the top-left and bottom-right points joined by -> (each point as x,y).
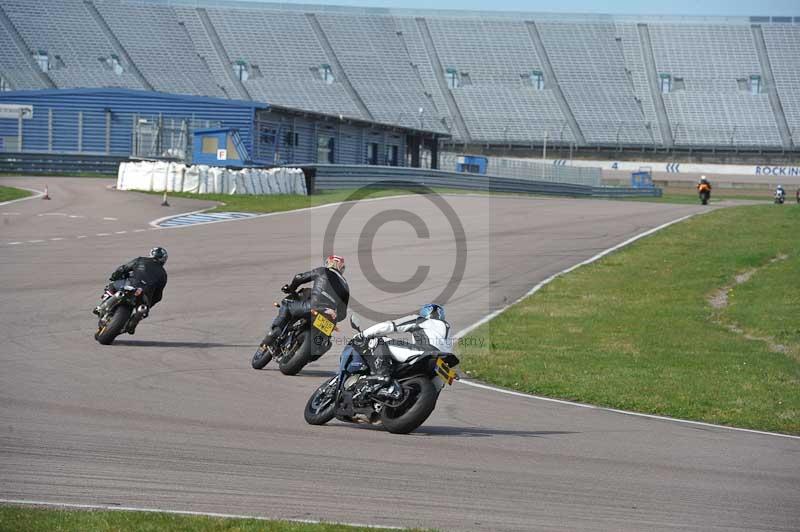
1,178 -> 798,531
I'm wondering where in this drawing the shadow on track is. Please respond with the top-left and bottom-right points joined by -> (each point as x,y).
114,340 -> 251,349
412,426 -> 579,438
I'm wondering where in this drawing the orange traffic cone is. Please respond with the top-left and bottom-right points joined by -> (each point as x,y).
42,185 -> 51,200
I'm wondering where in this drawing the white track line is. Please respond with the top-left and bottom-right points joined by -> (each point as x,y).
148,194 -> 416,229
453,213 -> 800,441
0,187 -> 46,206
0,499 -> 403,530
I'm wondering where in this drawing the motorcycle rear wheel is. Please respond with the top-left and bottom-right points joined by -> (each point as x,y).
380,376 -> 438,434
95,306 -> 132,345
278,331 -> 312,375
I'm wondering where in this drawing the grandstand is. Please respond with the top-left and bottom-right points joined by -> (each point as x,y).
0,0 -> 798,153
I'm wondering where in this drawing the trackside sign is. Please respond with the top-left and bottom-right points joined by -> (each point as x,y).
0,104 -> 33,120
755,166 -> 800,176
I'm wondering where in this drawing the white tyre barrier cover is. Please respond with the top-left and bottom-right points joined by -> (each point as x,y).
116,161 -> 307,195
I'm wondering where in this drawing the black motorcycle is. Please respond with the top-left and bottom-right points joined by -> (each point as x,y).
304,315 -> 460,434
251,288 -> 337,375
94,279 -> 149,345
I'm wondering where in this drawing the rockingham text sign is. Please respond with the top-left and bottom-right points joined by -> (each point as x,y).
755,166 -> 800,176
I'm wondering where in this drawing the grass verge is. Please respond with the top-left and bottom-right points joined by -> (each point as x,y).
0,506 -> 419,532
0,185 -> 32,203
458,204 -> 800,434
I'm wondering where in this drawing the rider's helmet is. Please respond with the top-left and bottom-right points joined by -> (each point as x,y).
699,175 -> 708,184
149,247 -> 168,265
325,254 -> 345,274
420,303 -> 445,320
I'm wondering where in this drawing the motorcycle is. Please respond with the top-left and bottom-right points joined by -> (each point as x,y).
697,183 -> 711,205
774,190 -> 785,204
94,279 -> 149,345
251,287 -> 337,375
304,315 -> 460,434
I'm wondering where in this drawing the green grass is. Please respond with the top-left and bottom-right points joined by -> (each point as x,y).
458,204 -> 800,434
0,506 -> 422,532
0,185 -> 32,202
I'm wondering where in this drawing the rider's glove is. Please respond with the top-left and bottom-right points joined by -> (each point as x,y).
281,284 -> 291,294
352,333 -> 366,346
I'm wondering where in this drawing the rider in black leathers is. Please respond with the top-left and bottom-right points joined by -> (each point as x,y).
261,255 -> 349,348
95,248 -> 168,331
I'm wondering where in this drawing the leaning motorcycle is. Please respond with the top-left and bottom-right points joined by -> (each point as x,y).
304,315 -> 459,434
697,183 -> 711,205
251,287 -> 337,375
94,279 -> 149,345
774,191 -> 785,204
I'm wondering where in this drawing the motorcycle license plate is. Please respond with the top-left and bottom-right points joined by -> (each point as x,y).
312,313 -> 335,336
435,357 -> 457,385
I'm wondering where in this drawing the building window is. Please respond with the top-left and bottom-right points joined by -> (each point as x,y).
33,51 -> 49,72
259,127 -> 276,145
284,130 -> 299,146
523,70 -> 544,90
321,64 -> 334,84
233,60 -> 249,81
750,75 -> 762,95
317,135 -> 334,163
659,73 -> 671,94
201,136 -> 219,154
385,145 -> 398,166
446,68 -> 459,89
367,142 -> 379,165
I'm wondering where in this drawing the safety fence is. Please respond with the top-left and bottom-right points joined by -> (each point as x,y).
438,153 -> 602,186
306,165 -> 662,198
0,152 -> 126,175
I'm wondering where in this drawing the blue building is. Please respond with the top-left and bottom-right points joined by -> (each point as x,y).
0,88 -> 445,167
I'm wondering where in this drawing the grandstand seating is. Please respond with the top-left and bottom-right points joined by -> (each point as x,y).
315,13 -> 443,131
425,18 -> 570,142
0,17 -> 47,90
615,23 -> 664,146
93,0 -> 224,98
762,25 -> 800,144
649,24 -> 781,147
202,7 -> 364,119
0,0 -> 797,151
0,0 -> 142,89
537,22 -> 653,145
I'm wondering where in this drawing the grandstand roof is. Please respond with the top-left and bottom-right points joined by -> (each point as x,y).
152,0 -> 798,24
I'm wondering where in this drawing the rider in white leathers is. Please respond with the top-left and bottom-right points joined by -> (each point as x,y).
355,304 -> 451,399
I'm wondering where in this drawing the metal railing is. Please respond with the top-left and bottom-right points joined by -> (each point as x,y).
306,164 -> 661,197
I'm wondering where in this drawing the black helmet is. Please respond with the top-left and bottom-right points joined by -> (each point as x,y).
149,247 -> 168,264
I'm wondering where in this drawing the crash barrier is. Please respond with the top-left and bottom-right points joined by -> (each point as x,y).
305,165 -> 662,198
0,152 -> 126,175
117,161 -> 307,195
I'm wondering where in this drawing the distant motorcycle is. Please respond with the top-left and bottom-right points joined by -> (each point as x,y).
697,183 -> 711,205
774,190 -> 786,204
304,315 -> 460,434
94,279 -> 149,345
251,288 -> 337,375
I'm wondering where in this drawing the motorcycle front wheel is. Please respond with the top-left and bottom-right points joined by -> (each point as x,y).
95,306 -> 132,345
304,376 -> 338,425
380,376 -> 438,434
251,344 -> 273,369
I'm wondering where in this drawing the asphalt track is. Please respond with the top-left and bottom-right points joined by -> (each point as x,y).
1,177 -> 798,531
